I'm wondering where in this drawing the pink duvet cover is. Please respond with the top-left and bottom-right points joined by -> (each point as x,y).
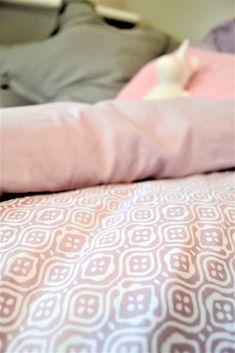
0,96 -> 235,353
0,171 -> 234,353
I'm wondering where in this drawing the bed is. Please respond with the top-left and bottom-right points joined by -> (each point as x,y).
0,2 -> 235,353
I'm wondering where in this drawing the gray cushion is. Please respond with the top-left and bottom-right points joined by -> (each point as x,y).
0,0 -> 177,104
0,88 -> 32,107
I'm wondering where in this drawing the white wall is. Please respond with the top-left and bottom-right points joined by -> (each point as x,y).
121,0 -> 234,41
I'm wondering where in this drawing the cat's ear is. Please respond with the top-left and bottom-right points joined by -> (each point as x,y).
176,39 -> 190,59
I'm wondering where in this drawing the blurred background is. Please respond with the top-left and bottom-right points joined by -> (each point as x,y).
0,0 -> 234,44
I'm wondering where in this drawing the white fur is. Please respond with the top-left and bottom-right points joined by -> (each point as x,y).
144,40 -> 198,100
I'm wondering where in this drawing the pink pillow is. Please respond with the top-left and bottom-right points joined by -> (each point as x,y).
117,47 -> 235,100
1,98 -> 234,195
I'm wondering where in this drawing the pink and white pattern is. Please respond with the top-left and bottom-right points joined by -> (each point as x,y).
0,171 -> 235,353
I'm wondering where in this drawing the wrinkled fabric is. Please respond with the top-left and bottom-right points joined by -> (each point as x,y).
0,171 -> 234,353
1,98 -> 234,195
0,0 -> 175,104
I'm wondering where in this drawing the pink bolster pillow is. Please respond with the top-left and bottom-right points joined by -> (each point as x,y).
0,97 -> 234,195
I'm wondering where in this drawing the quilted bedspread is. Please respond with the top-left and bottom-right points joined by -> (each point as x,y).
0,171 -> 234,353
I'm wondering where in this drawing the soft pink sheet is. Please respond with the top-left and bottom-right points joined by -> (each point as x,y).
1,97 -> 234,195
117,47 -> 235,100
0,171 -> 234,353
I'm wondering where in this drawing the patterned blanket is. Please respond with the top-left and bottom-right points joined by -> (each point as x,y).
1,171 -> 234,353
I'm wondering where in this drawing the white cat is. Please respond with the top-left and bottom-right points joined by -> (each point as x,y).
144,40 -> 198,100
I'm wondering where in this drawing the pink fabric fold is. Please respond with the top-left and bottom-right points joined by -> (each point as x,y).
117,47 -> 235,100
0,97 -> 234,194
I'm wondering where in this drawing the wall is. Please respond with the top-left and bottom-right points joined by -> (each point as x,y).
121,0 -> 234,41
93,0 -> 123,7
0,0 -> 124,44
1,0 -> 233,44
0,3 -> 58,43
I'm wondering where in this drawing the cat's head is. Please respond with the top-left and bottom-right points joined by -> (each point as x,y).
156,39 -> 198,87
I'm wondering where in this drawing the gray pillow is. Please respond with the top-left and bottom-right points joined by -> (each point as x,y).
0,0 -> 177,104
0,88 -> 31,107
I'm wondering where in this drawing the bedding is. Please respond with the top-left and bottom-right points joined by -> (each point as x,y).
1,9 -> 235,350
117,47 -> 235,100
0,0 -> 177,105
200,18 -> 235,53
0,96 -> 235,353
0,171 -> 234,353
0,88 -> 32,108
1,97 -> 234,195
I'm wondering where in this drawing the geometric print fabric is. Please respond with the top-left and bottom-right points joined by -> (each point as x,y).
0,171 -> 234,353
